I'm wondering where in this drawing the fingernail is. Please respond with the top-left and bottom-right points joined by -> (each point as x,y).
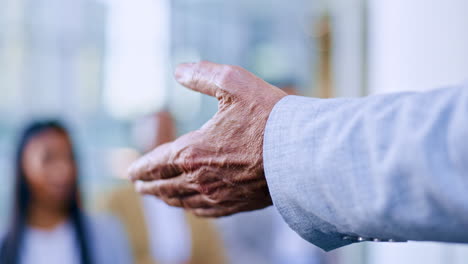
175,63 -> 195,84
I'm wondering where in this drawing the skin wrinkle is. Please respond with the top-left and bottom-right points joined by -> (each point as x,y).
129,61 -> 286,217
210,64 -> 223,96
190,62 -> 202,95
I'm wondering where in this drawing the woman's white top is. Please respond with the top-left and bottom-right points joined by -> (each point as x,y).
9,214 -> 132,264
21,222 -> 80,264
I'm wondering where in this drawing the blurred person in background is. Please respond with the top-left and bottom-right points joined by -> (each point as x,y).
100,111 -> 227,264
0,120 -> 132,264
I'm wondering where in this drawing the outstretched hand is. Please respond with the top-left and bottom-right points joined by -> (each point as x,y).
128,61 -> 287,217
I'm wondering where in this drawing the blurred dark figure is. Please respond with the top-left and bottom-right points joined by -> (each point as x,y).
0,120 -> 131,264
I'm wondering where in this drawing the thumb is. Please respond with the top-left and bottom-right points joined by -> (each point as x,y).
174,61 -> 230,98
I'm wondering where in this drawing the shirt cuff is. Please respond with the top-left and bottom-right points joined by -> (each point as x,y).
263,95 -> 354,251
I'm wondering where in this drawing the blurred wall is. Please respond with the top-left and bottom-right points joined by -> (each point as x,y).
368,0 -> 468,93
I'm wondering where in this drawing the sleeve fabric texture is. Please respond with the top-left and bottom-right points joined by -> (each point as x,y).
263,85 -> 468,251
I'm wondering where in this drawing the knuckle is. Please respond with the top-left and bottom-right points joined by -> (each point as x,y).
183,146 -> 198,169
185,171 -> 198,184
176,145 -> 198,171
208,192 -> 224,205
194,170 -> 224,203
158,185 -> 170,198
195,182 -> 207,195
166,198 -> 182,207
198,182 -> 214,196
202,186 -> 223,205
193,166 -> 209,182
159,182 -> 181,199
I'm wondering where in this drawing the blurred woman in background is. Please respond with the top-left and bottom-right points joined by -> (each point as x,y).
0,120 -> 131,264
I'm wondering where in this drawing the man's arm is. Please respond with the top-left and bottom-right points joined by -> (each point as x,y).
128,61 -> 468,251
264,85 -> 468,251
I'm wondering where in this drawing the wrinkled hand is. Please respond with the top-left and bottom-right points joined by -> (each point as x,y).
128,61 -> 287,217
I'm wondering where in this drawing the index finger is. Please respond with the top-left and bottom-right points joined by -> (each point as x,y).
127,142 -> 182,182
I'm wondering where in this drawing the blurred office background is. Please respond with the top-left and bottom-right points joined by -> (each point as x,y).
0,0 -> 468,263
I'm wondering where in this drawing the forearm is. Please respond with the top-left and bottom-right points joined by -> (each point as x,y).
264,84 -> 468,251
